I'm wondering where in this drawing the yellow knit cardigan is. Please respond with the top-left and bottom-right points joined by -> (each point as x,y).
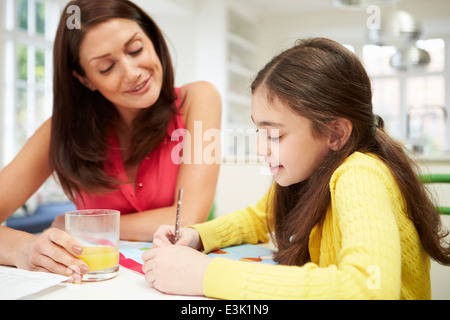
193,152 -> 431,299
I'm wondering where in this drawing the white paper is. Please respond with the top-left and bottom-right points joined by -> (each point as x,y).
0,265 -> 70,300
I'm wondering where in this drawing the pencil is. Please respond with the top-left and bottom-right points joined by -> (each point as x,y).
174,188 -> 183,243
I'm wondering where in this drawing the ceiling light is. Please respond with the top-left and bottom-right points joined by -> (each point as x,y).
390,46 -> 431,70
366,10 -> 422,47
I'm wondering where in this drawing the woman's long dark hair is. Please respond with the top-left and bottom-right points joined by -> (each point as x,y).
251,37 -> 450,266
50,0 -> 177,200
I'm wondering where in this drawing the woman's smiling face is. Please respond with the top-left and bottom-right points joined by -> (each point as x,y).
75,18 -> 163,116
252,88 -> 332,187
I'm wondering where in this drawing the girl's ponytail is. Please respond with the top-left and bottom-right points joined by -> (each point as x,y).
373,121 -> 450,265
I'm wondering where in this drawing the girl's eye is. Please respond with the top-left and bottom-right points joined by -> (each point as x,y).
269,136 -> 281,142
256,129 -> 282,142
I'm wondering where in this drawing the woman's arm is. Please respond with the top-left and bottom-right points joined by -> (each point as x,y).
0,119 -> 88,277
120,81 -> 222,241
0,119 -> 53,223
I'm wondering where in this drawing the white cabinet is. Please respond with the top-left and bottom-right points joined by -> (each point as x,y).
224,1 -> 259,160
191,0 -> 260,161
226,3 -> 257,110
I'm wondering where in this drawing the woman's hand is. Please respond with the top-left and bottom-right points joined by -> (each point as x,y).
50,214 -> 65,230
152,225 -> 203,250
142,243 -> 211,296
15,228 -> 89,280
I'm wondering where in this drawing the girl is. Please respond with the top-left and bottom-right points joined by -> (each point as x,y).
142,38 -> 450,299
0,0 -> 220,278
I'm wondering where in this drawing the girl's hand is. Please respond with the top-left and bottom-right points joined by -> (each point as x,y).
15,228 -> 89,280
152,225 -> 203,250
142,243 -> 211,296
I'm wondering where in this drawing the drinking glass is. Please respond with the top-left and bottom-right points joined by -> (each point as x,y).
65,209 -> 120,281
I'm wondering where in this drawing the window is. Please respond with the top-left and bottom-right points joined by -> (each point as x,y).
362,38 -> 448,155
371,77 -> 401,138
1,0 -> 61,166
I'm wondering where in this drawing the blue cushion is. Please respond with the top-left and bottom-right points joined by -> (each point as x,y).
6,202 -> 76,234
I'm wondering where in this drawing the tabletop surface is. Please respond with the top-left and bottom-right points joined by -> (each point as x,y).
16,241 -> 276,300
22,266 -> 209,300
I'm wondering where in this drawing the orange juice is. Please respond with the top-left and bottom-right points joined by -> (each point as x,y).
77,246 -> 119,272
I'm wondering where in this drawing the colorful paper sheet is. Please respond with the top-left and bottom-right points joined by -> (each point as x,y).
119,241 -> 152,274
207,244 -> 276,264
118,241 -> 276,275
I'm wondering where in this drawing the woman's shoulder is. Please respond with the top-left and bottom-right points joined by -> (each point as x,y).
180,81 -> 220,95
178,81 -> 221,123
33,117 -> 53,140
179,81 -> 221,106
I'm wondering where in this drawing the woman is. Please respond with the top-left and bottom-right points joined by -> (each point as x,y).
0,0 -> 221,278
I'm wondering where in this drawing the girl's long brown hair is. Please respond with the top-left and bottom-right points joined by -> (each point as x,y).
251,38 -> 450,266
50,0 -> 177,200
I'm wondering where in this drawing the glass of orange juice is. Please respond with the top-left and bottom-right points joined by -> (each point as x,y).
65,209 -> 120,281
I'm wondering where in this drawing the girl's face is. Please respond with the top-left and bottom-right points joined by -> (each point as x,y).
252,89 -> 331,187
75,18 -> 163,121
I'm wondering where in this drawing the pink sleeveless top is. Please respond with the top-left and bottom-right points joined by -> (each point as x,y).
74,88 -> 185,214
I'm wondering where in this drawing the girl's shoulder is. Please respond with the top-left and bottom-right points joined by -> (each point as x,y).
330,152 -> 405,213
331,152 -> 395,187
